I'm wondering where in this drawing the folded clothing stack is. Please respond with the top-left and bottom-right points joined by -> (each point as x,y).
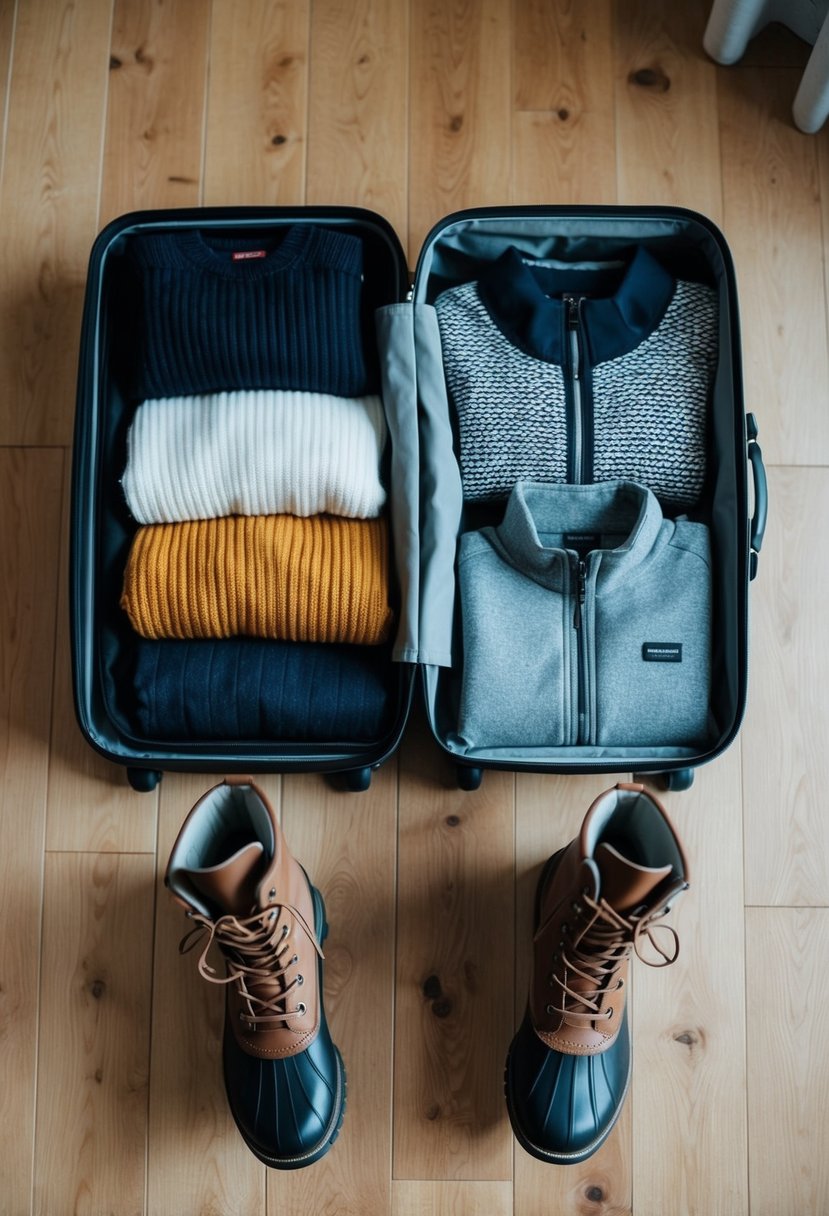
456,480 -> 711,751
118,224 -> 396,743
435,245 -> 717,508
121,515 -> 393,644
130,640 -> 394,742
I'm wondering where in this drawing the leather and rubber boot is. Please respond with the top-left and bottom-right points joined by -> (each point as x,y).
165,777 -> 346,1169
506,782 -> 688,1164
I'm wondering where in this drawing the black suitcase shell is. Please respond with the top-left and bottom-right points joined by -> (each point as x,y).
406,205 -> 766,792
71,204 -> 766,793
71,206 -> 416,792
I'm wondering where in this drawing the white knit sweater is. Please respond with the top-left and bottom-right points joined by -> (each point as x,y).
122,390 -> 388,523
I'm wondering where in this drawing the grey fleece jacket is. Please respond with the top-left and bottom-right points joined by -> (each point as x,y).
456,481 -> 711,750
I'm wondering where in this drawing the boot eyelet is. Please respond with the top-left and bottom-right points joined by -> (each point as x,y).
291,954 -> 298,965
297,1002 -> 306,1015
269,887 -> 276,899
606,1007 -> 614,1018
268,909 -> 277,921
561,922 -> 568,934
545,1004 -> 555,1015
281,924 -> 289,938
297,974 -> 304,985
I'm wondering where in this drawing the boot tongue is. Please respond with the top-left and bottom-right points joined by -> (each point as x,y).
595,842 -> 673,914
184,841 -> 267,917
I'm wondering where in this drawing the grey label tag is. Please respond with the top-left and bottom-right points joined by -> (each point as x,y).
642,643 -> 683,663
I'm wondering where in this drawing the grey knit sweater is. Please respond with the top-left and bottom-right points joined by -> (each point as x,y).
435,247 -> 718,507
456,480 -> 712,750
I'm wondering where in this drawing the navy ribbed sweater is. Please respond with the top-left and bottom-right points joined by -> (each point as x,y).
127,225 -> 373,398
130,639 -> 395,742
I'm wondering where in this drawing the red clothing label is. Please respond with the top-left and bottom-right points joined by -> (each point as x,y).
231,250 -> 267,261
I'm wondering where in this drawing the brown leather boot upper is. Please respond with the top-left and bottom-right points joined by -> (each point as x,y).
530,783 -> 689,1056
165,777 -> 322,1060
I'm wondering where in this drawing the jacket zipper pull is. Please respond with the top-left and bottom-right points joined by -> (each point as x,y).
566,296 -> 579,331
573,558 -> 586,629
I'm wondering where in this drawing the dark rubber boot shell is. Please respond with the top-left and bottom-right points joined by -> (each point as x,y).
222,883 -> 347,1170
504,848 -> 631,1165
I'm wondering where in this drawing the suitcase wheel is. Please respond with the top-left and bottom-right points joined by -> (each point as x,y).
663,768 -> 695,792
633,768 -> 695,793
343,766 -> 372,793
457,765 -> 483,792
127,767 -> 162,793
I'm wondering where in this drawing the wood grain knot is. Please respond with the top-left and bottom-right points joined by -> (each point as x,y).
89,979 -> 106,1000
432,998 -> 452,1018
357,53 -> 370,65
279,56 -> 293,68
168,175 -> 197,184
629,66 -> 670,92
673,1027 -> 705,1049
94,1068 -> 103,1084
109,55 -> 122,70
445,814 -> 461,828
449,114 -> 463,133
557,108 -> 570,121
585,1185 -> 604,1203
422,974 -> 443,1001
134,45 -> 154,70
271,134 -> 287,146
426,1103 -> 441,1121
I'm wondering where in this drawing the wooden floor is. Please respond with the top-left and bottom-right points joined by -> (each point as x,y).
1,1 -> 828,1213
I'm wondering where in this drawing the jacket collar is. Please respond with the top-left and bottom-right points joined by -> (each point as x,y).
493,480 -> 665,593
477,246 -> 675,364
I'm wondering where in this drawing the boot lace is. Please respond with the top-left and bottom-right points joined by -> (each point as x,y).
538,889 -> 682,1027
180,900 -> 323,1030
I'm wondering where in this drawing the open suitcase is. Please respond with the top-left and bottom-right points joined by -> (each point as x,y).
70,204 -> 767,793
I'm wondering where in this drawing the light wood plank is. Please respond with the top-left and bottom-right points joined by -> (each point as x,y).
307,0 -> 408,245
270,765 -> 397,1216
514,773 -> 632,1216
719,68 -> 829,466
204,0 -> 309,207
615,0 -> 723,224
409,0 -> 511,262
98,0 -> 210,226
0,0 -> 112,445
742,468 -> 829,906
33,851 -> 155,1216
393,714 -> 514,1182
0,1 -> 16,155
512,111 -> 617,206
46,463 -> 158,853
514,0 -> 613,113
631,750 -> 749,1216
511,0 -> 615,205
147,773 -> 269,1215
819,128 -> 829,359
0,448 -> 63,1213
746,908 -> 829,1216
392,1179 -> 512,1215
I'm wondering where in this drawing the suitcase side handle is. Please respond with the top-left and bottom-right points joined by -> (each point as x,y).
746,412 -> 767,581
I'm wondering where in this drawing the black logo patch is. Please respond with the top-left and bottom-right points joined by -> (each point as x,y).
642,643 -> 683,663
564,532 -> 601,556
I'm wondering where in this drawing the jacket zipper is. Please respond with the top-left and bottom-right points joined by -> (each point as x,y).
565,296 -> 585,483
571,555 -> 588,744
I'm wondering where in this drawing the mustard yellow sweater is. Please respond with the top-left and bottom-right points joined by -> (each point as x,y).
121,515 -> 393,645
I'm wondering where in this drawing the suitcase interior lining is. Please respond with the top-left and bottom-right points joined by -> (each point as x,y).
78,216 -> 415,760
402,212 -> 745,767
